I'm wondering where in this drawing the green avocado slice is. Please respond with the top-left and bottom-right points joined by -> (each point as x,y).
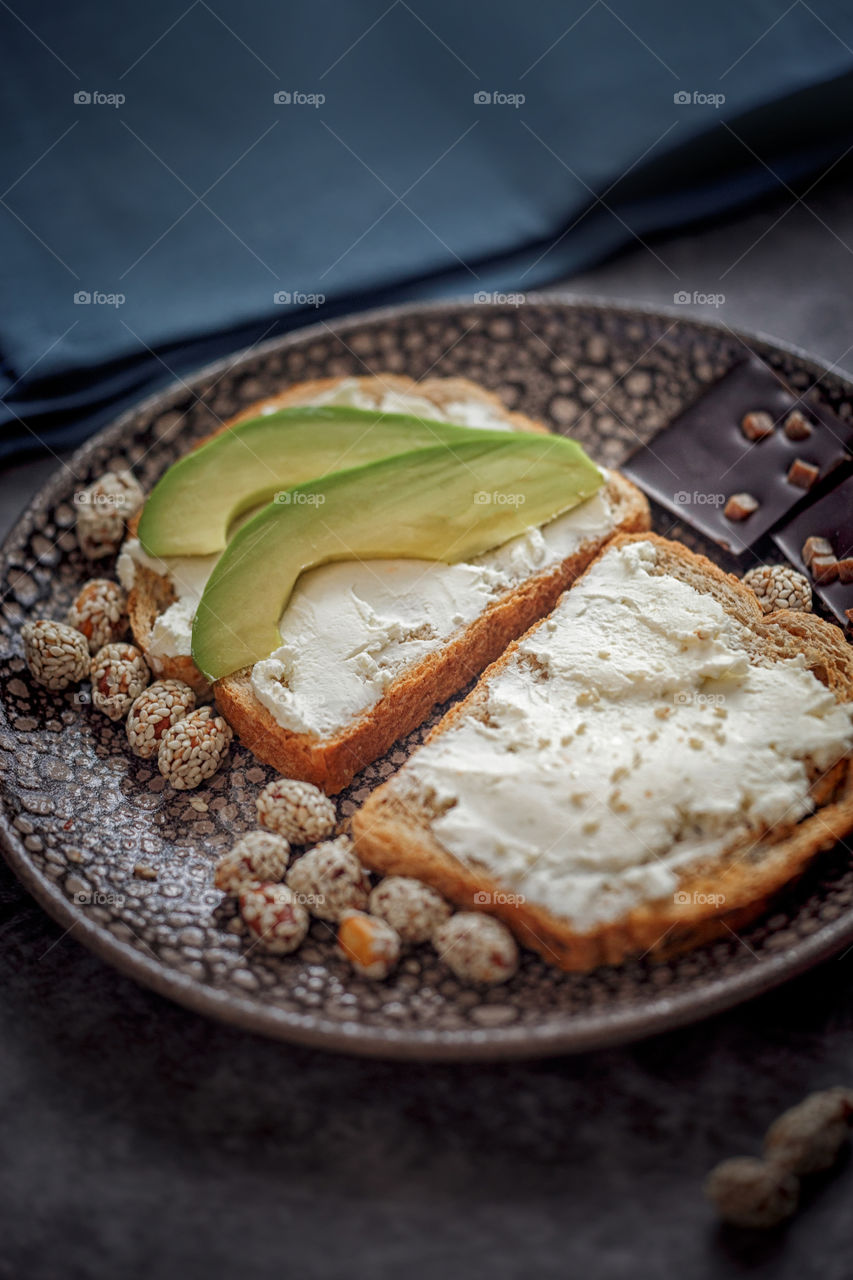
137,406 -> 517,557
191,434 -> 602,681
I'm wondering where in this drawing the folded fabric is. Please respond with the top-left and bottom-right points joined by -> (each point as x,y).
1,0 -> 852,458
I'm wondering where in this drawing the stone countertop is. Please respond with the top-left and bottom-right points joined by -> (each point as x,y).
2,172 -> 853,1280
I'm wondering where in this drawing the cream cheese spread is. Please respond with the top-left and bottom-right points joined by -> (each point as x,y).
119,384 -> 616,732
399,540 -> 853,927
271,377 -> 514,431
117,541 -> 219,660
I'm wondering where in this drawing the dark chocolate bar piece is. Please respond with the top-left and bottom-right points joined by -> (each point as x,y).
772,472 -> 853,628
622,356 -> 853,555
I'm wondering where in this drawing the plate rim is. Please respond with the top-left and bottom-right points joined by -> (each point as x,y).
3,292 -> 853,1061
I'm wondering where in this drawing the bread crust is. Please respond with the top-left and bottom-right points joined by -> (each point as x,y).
227,373 -> 549,437
352,532 -> 853,971
125,561 -> 211,695
126,374 -> 650,783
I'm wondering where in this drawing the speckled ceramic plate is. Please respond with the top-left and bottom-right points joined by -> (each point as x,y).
3,296 -> 853,1060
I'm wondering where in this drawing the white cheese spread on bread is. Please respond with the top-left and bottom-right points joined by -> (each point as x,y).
398,540 -> 853,926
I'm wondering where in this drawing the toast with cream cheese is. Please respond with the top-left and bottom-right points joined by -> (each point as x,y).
352,534 -> 853,969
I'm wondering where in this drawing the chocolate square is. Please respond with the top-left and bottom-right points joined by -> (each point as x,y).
773,473 -> 853,629
622,356 -> 853,555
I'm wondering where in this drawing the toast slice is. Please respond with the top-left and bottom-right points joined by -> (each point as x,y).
124,374 -> 551,698
124,374 -> 650,790
352,534 -> 853,971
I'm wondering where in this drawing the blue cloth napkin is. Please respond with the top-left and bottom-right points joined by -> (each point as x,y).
2,0 -> 853,458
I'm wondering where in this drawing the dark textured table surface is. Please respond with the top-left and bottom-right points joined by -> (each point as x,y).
3,173 -> 853,1280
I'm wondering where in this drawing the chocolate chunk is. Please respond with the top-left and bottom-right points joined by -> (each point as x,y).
837,557 -> 853,584
811,554 -> 839,584
784,410 -> 813,441
724,493 -> 759,521
741,411 -> 775,441
773,473 -> 853,628
623,355 -> 853,555
846,608 -> 853,627
787,458 -> 820,490
802,535 -> 834,567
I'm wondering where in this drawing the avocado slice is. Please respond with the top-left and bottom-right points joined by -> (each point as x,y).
192,435 -> 602,681
137,406 -> 511,557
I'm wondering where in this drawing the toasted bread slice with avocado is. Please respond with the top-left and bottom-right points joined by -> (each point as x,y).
125,374 -> 650,790
352,534 -> 853,970
125,374 -> 549,695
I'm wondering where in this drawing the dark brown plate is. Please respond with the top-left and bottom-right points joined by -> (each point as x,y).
3,296 -> 853,1060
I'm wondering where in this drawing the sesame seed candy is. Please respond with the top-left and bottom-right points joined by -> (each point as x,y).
214,830 -> 291,895
338,911 -> 401,980
368,876 -> 452,944
433,913 -> 519,986
742,564 -> 812,614
67,578 -> 128,653
75,470 -> 144,559
157,706 -> 232,790
256,777 -> 337,844
239,883 -> 309,954
126,679 -> 196,758
22,619 -> 90,691
90,642 -> 150,720
285,836 -> 370,922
